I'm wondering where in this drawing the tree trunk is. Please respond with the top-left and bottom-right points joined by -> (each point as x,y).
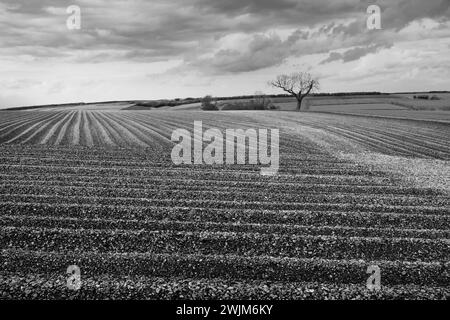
296,97 -> 304,111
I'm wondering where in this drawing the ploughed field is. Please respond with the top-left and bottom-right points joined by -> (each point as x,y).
0,109 -> 449,299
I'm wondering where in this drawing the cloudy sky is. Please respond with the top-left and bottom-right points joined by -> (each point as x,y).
1,0 -> 450,108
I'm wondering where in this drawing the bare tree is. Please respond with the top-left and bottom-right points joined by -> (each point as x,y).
269,72 -> 319,111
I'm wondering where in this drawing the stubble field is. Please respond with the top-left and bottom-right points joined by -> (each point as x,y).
0,108 -> 448,299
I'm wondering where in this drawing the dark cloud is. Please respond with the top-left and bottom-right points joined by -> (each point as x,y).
287,29 -> 310,42
320,52 -> 343,65
0,0 -> 449,73
193,0 -> 299,15
188,33 -> 290,73
1,0 -> 59,14
320,42 -> 393,64
376,0 -> 450,30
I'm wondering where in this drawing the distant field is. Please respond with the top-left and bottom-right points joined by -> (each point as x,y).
159,102 -> 202,111
310,103 -> 407,112
308,95 -> 397,106
390,99 -> 450,111
262,94 -> 450,120
307,104 -> 450,122
18,102 -> 135,112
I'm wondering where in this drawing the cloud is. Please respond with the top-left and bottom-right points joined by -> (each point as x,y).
0,0 -> 449,67
320,42 -> 393,64
187,33 -> 292,73
378,0 -> 450,30
320,52 -> 343,65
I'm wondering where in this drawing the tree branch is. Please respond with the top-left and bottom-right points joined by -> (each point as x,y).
269,72 -> 319,110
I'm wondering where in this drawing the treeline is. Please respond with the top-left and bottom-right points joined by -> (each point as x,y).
312,92 -> 383,97
203,91 -> 384,100
413,95 -> 440,100
134,92 -> 386,109
133,99 -> 198,108
3,92 -> 388,111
